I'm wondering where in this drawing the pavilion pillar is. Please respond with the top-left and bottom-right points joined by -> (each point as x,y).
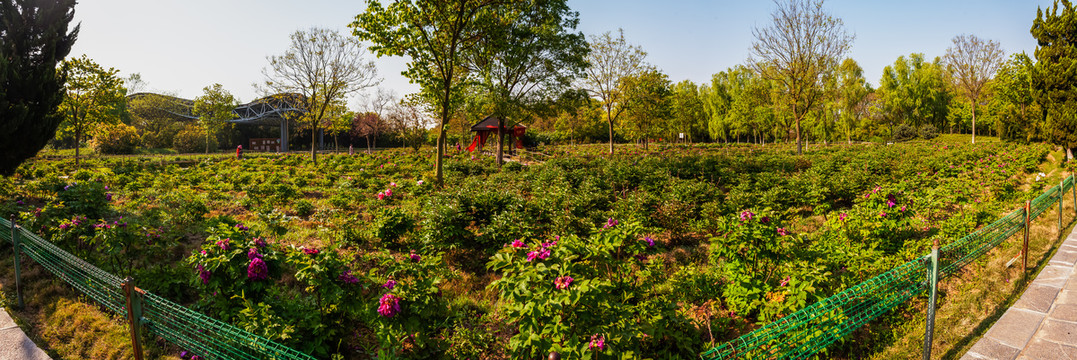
280,118 -> 289,153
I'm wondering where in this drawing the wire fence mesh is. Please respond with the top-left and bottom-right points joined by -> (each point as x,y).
701,175 -> 1074,360
1,217 -> 317,360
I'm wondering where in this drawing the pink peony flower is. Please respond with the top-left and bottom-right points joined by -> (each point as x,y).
642,236 -> 655,247
839,213 -> 848,222
383,279 -> 397,289
526,251 -> 539,262
216,238 -> 230,251
589,334 -> 605,351
510,239 -> 526,248
777,227 -> 788,236
377,293 -> 401,317
303,247 -> 319,256
554,276 -> 574,290
739,210 -> 754,222
409,251 -> 421,262
780,275 -> 790,287
247,248 -> 262,260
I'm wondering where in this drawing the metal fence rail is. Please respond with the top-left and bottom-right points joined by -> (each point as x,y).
701,175 -> 1075,359
1,217 -> 317,360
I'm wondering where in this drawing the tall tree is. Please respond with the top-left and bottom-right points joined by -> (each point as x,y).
58,55 -> 126,165
750,0 -> 853,155
468,0 -> 588,167
261,27 -> 379,165
580,29 -> 647,154
701,72 -> 733,142
670,80 -> 708,143
360,87 -> 395,151
943,34 -> 1005,144
192,83 -> 237,153
992,53 -> 1041,142
877,54 -> 951,134
0,0 -> 78,175
352,0 -> 504,186
617,67 -> 671,148
1031,0 -> 1077,159
836,58 -> 870,144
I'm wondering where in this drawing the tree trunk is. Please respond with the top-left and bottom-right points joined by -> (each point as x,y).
971,101 -> 977,144
365,136 -> 371,154
496,117 -> 504,168
75,126 -> 81,166
795,115 -> 803,155
311,122 -> 318,165
607,114 -> 614,155
1068,147 -> 1073,161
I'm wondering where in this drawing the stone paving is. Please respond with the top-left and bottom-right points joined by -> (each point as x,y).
963,231 -> 1077,360
0,308 -> 50,360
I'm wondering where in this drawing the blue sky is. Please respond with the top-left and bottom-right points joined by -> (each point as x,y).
69,0 -> 1055,107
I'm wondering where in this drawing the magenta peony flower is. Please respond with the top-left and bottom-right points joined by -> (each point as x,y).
510,239 -> 526,248
253,237 -> 267,248
780,275 -> 790,287
377,192 -> 386,200
887,200 -> 896,208
217,238 -> 231,251
777,228 -> 788,236
760,216 -> 771,224
377,293 -> 401,317
554,276 -> 574,290
589,334 -> 605,351
526,251 -> 539,262
740,210 -> 754,222
197,264 -> 211,285
839,213 -> 848,222
604,218 -> 619,229
338,270 -> 360,285
642,236 -> 655,247
235,223 -> 249,231
385,188 -> 393,197
105,193 -> 112,201
409,251 -> 421,262
537,248 -> 551,260
247,248 -> 262,260
303,247 -> 319,256
247,258 -> 268,281
382,279 -> 397,289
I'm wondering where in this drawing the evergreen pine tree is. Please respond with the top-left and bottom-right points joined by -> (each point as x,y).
0,0 -> 79,175
1032,0 -> 1077,158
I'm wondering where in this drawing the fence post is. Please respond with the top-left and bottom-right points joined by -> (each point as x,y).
1024,200 -> 1031,273
10,215 -> 23,308
1060,180 -> 1065,234
122,278 -> 145,360
922,239 -> 940,360
1072,175 -> 1076,217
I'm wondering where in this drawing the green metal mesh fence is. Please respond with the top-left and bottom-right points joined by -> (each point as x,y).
1,217 -> 316,360
701,175 -> 1074,359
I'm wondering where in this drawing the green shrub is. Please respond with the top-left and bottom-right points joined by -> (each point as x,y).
292,199 -> 315,217
173,125 -> 217,153
919,124 -> 939,140
892,124 -> 918,142
90,123 -> 140,154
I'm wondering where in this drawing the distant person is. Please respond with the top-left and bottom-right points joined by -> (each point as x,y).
236,145 -> 243,160
349,144 -> 354,155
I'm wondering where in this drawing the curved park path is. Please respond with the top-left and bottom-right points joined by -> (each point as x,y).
963,227 -> 1077,360
0,308 -> 50,360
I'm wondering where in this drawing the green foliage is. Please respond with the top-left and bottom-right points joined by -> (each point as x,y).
0,0 -> 78,175
90,123 -> 140,154
919,124 -> 939,140
878,53 -> 952,131
192,83 -> 237,153
58,55 -> 127,162
173,125 -> 218,154
489,220 -> 701,358
1032,0 -> 1077,151
892,124 -> 918,142
618,67 -> 673,145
